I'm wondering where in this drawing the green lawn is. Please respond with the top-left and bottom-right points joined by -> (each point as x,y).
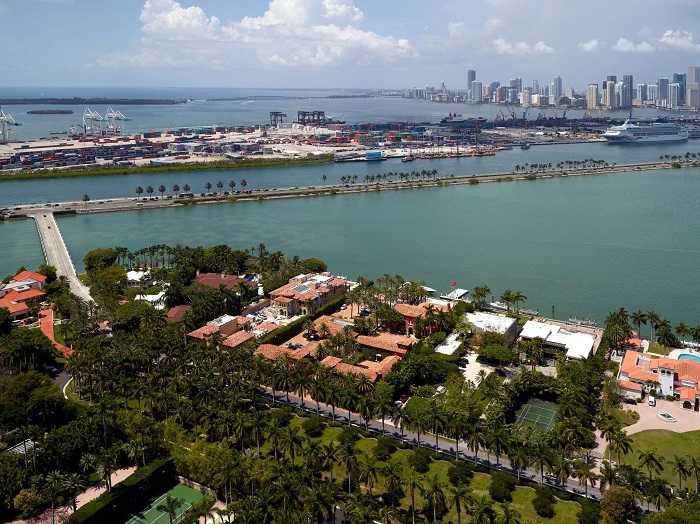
278,410 -> 583,522
618,429 -> 700,490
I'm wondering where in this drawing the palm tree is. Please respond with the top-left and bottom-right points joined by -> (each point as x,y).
639,448 -> 664,480
469,495 -> 495,524
508,444 -> 530,481
217,181 -> 224,194
183,183 -> 190,192
670,454 -> 689,491
63,472 -> 86,512
135,186 -> 143,201
511,290 -> 527,316
382,459 -> 404,508
280,426 -> 303,462
647,310 -> 660,341
146,185 -> 154,198
676,322 -> 691,345
357,452 -> 379,495
241,179 -> 248,190
532,437 -> 552,484
205,181 -> 212,193
156,494 -> 184,524
158,184 -> 166,198
657,323 -> 674,356
421,472 -> 446,523
406,470 -> 422,524
631,310 -> 648,340
322,174 -> 327,186
499,289 -> 513,312
610,427 -> 633,466
447,483 -> 472,524
575,461 -> 598,499
688,455 -> 700,493
82,194 -> 90,210
44,470 -> 65,524
172,184 -> 180,195
320,441 -> 339,484
339,439 -> 358,494
497,502 -> 521,524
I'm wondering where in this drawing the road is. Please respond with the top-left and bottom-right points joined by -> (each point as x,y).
31,212 -> 92,302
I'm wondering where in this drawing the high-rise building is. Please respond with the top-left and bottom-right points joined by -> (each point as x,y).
636,83 -> 647,101
552,76 -> 563,100
620,75 -> 633,108
672,73 -> 686,105
495,86 -> 507,103
506,87 -> 518,103
668,83 -> 680,109
587,84 -> 599,109
521,87 -> 532,106
509,77 -> 522,95
467,70 -> 476,89
657,77 -> 669,105
604,80 -> 617,109
470,81 -> 482,103
686,66 -> 700,109
532,80 -> 539,94
539,84 -> 549,97
647,84 -> 659,103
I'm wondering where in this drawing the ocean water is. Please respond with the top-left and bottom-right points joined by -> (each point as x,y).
2,88 -> 699,327
3,167 -> 699,327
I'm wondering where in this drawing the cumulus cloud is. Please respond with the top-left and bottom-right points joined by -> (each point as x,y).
659,29 -> 700,51
612,37 -> 655,52
492,38 -> 554,55
99,0 -> 413,70
578,39 -> 599,52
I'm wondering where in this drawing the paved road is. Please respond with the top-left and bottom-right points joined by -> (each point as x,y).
259,388 -> 605,502
31,212 -> 92,302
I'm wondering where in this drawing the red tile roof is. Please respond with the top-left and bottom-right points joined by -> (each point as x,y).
394,302 -> 449,319
13,271 -> 47,283
314,315 -> 352,337
255,344 -> 286,360
3,289 -> 45,302
619,380 -> 643,392
187,325 -> 220,339
357,334 -> 414,355
255,321 -> 279,335
679,386 -> 700,401
221,330 -> 254,348
650,357 -> 700,386
193,273 -> 242,291
166,305 -> 191,322
0,298 -> 28,315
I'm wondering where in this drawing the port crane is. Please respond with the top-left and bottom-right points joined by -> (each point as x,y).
0,107 -> 21,144
82,107 -> 106,135
104,107 -> 131,135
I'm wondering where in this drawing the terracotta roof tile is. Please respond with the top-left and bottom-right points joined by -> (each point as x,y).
221,331 -> 254,348
619,380 -> 643,392
187,325 -> 219,339
13,271 -> 47,283
166,305 -> 191,322
3,289 -> 45,302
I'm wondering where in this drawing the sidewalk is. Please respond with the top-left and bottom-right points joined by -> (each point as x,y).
39,307 -> 72,357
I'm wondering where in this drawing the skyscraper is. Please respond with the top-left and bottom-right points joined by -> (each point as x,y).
587,84 -> 599,110
509,77 -> 522,95
668,83 -> 680,109
532,80 -> 539,94
657,77 -> 669,105
604,81 -> 617,109
636,83 -> 647,101
470,81 -> 482,103
686,66 -> 700,109
552,76 -> 563,100
620,75 -> 633,108
467,70 -> 476,98
672,73 -> 686,105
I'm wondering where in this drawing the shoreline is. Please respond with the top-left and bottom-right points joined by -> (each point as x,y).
1,160 -> 689,220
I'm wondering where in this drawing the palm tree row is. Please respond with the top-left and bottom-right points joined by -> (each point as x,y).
134,179 -> 249,201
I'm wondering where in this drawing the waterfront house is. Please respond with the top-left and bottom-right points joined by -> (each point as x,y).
0,270 -> 46,299
394,302 -> 449,337
319,355 -> 401,384
270,273 -> 350,319
193,271 -> 243,291
618,351 -> 700,411
126,270 -> 152,289
519,319 -> 596,359
465,311 -> 519,345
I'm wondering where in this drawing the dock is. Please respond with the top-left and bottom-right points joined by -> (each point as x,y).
30,212 -> 92,302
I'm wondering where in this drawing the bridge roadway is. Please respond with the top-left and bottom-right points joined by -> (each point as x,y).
30,212 -> 92,302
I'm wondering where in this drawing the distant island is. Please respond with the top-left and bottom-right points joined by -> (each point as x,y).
1,97 -> 187,105
27,109 -> 74,115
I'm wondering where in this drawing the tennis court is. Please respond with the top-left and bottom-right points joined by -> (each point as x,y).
514,398 -> 558,431
124,483 -> 207,524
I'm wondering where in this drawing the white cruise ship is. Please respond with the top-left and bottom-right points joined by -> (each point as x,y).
603,120 -> 689,143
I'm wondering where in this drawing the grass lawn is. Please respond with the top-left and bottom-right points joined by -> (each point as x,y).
647,341 -> 676,356
618,429 -> 700,489
612,407 -> 640,428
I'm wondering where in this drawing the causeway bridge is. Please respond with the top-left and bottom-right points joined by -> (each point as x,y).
30,212 -> 92,302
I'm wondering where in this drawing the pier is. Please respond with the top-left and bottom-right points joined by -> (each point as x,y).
30,212 -> 92,302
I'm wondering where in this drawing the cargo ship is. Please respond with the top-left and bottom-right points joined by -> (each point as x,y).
602,120 -> 689,143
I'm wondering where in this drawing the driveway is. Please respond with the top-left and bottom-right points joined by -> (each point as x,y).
623,398 -> 700,435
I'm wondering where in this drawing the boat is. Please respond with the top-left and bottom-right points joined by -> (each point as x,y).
521,144 -> 530,150
602,120 -> 689,143
401,155 -> 415,163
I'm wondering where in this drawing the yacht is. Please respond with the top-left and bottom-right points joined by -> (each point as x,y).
603,120 -> 689,143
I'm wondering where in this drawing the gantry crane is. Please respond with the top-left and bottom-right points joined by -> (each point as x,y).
104,107 -> 131,135
0,107 -> 21,144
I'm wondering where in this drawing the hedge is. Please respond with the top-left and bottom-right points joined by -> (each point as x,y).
68,457 -> 173,524
260,294 -> 347,346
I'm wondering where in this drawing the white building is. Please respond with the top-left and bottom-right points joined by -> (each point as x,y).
464,311 -> 518,344
435,332 -> 462,356
519,320 -> 595,360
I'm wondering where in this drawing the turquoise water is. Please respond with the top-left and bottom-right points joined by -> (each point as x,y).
3,166 -> 698,326
678,354 -> 700,364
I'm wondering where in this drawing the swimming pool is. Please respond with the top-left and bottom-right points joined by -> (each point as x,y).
678,353 -> 700,364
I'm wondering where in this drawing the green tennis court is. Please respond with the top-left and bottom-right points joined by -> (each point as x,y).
514,399 -> 557,431
124,483 -> 207,524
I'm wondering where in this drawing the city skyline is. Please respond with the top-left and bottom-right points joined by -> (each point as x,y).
2,0 -> 700,89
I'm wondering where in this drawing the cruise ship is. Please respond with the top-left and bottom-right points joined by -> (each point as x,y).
603,120 -> 689,143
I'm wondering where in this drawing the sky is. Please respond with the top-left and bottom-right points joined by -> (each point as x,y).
2,0 -> 700,90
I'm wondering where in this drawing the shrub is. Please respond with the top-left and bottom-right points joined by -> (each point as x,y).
407,448 -> 432,473
576,499 -> 602,524
338,426 -> 360,446
447,461 -> 474,486
301,416 -> 326,438
270,408 -> 293,427
532,496 -> 555,518
489,471 -> 516,502
468,178 -> 479,184
534,484 -> 554,502
373,436 -> 396,460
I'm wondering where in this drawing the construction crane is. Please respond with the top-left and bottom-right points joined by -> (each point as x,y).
104,107 -> 131,135
82,107 -> 106,136
504,104 -> 516,120
0,107 -> 21,144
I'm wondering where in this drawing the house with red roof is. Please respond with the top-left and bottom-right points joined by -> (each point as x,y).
0,271 -> 47,320
619,351 -> 700,411
269,273 -> 350,319
394,302 -> 449,337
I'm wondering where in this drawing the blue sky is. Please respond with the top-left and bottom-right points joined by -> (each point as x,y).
2,0 -> 700,90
